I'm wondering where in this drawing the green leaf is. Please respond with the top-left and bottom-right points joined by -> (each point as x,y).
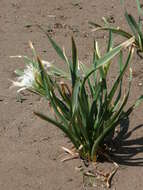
129,12 -> 143,40
14,69 -> 24,76
94,41 -> 105,79
138,33 -> 143,51
52,93 -> 71,120
79,85 -> 89,122
134,95 -> 143,108
48,66 -> 70,79
125,11 -> 139,39
55,83 -> 71,107
87,78 -> 95,98
37,56 -> 52,98
91,88 -> 131,160
23,56 -> 39,68
107,30 -> 113,52
87,100 -> 98,137
34,111 -> 79,148
71,37 -> 78,87
94,26 -> 133,41
123,95 -> 143,117
97,43 -> 124,67
37,57 -> 69,126
113,51 -> 123,106
47,35 -> 67,62
48,35 -> 75,75
72,78 -> 81,114
108,47 -> 133,103
82,37 -> 134,88
136,0 -> 143,16
120,0 -> 124,4
93,40 -> 99,84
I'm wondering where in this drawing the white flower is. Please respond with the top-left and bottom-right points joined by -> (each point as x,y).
11,64 -> 38,92
42,60 -> 52,70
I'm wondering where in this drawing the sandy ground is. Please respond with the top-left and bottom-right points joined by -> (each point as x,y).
0,0 -> 143,189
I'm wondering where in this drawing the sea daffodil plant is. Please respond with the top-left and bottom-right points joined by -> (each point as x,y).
12,35 -> 143,162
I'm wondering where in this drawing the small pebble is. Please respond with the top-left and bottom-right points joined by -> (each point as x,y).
138,82 -> 143,86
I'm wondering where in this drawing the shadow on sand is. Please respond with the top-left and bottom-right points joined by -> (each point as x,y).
110,118 -> 143,167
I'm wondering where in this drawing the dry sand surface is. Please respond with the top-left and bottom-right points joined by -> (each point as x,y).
0,0 -> 143,189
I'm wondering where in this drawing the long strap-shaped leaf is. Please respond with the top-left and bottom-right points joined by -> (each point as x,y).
47,35 -> 79,87
72,78 -> 81,114
71,37 -> 78,87
91,65 -> 133,159
114,51 -> 123,106
37,57 -> 69,126
38,26 -> 73,78
124,95 -> 143,117
51,93 -> 71,120
107,47 -> 134,103
90,23 -> 139,47
125,11 -> 143,41
38,25 -> 67,62
81,37 -> 135,90
136,0 -> 143,16
89,20 -> 132,39
91,90 -> 131,160
34,111 -> 79,148
96,49 -> 133,133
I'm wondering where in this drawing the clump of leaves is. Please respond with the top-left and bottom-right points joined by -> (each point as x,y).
12,34 -> 143,162
90,0 -> 143,53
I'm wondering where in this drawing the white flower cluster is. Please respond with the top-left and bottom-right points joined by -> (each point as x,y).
12,64 -> 38,92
